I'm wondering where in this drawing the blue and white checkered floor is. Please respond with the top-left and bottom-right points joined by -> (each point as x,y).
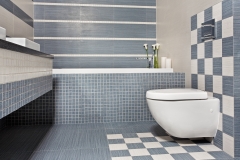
107,132 -> 232,160
0,121 -> 235,160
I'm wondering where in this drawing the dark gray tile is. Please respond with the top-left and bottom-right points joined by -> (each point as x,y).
127,143 -> 145,149
205,75 -> 213,92
213,58 -> 222,76
191,74 -> 198,89
182,146 -> 204,152
216,21 -> 222,39
113,24 -> 146,38
122,133 -> 138,138
108,139 -> 125,144
204,7 -> 212,22
146,9 -> 156,22
208,151 -> 232,159
197,28 -> 203,44
147,148 -> 168,155
223,114 -> 234,137
191,15 -> 197,31
205,41 -> 213,58
35,128 -> 108,151
132,156 -> 153,160
30,148 -> 111,160
191,44 -> 197,59
198,59 -> 205,74
222,37 -> 233,57
222,0 -> 233,20
111,150 -> 130,157
114,8 -> 146,22
160,141 -> 180,147
140,137 -> 158,142
171,153 -> 194,160
234,57 -> 240,76
222,76 -> 233,97
213,130 -> 223,150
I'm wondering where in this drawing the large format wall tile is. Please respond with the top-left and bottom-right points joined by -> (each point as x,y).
191,0 -> 240,157
0,0 -> 33,39
33,1 -> 156,68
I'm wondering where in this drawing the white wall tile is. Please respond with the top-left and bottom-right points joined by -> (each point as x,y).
222,57 -> 233,76
213,39 -> 222,58
207,92 -> 213,97
223,95 -> 234,117
197,11 -> 204,28
198,75 -> 205,90
212,2 -> 222,21
197,43 -> 205,59
223,133 -> 234,157
191,29 -> 197,45
213,76 -> 222,94
218,113 -> 222,131
205,58 -> 213,75
191,59 -> 198,74
222,17 -> 233,38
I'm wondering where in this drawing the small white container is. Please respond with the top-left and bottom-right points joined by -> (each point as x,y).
161,57 -> 167,68
166,58 -> 172,68
0,27 -> 6,40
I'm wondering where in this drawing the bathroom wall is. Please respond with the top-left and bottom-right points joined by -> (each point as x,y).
33,0 -> 156,68
0,0 -> 34,40
5,73 -> 185,125
156,0 -> 222,87
191,0 -> 240,157
0,43 -> 53,120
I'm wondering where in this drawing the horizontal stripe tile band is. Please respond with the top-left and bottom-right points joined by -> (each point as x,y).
34,20 -> 156,25
52,54 -> 149,57
33,2 -> 156,9
34,37 -> 156,41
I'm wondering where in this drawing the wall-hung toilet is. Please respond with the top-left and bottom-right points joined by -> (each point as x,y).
146,88 -> 220,138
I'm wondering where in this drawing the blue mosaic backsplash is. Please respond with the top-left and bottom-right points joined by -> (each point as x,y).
0,75 -> 53,119
5,73 -> 185,125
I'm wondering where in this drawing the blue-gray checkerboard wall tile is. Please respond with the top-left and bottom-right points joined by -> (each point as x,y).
214,130 -> 223,149
222,76 -> 233,97
191,15 -> 197,31
213,58 -> 222,76
205,75 -> 213,92
198,59 -> 205,74
216,21 -> 222,40
222,37 -> 233,57
222,0 -> 233,20
191,74 -> 198,89
205,41 -> 213,58
191,44 -> 197,59
223,114 -> 234,137
197,28 -> 203,44
234,76 -> 240,96
204,7 -> 213,22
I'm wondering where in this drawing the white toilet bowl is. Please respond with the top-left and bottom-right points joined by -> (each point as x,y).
146,88 -> 220,138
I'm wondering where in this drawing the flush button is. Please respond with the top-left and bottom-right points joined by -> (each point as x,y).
210,109 -> 213,113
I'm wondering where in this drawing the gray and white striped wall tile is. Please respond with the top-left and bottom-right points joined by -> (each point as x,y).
34,0 -> 156,68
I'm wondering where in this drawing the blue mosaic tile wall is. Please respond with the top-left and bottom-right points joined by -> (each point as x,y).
0,75 -> 53,119
34,0 -> 156,68
5,73 -> 185,125
191,0 -> 240,157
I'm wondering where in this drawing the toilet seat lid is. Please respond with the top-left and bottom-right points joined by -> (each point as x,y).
146,88 -> 208,100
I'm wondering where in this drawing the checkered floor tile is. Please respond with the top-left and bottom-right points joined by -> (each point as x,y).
107,133 -> 232,160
